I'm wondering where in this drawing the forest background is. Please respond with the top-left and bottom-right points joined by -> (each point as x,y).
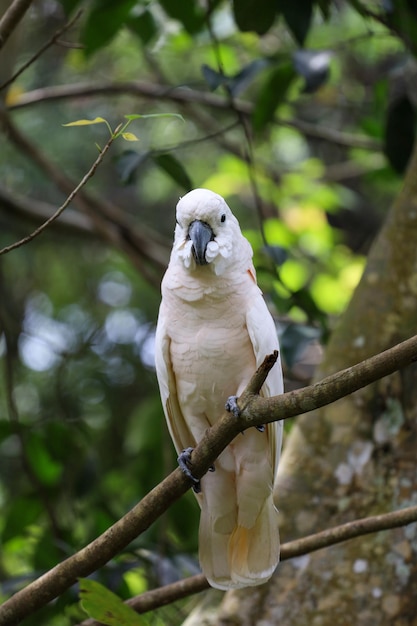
1,0 -> 417,624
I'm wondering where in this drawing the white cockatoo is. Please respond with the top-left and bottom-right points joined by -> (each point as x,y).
155,188 -> 283,590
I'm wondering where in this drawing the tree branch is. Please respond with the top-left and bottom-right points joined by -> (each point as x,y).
77,503 -> 417,625
0,9 -> 82,91
0,0 -> 33,49
9,81 -> 381,150
0,184 -> 96,236
0,334 -> 416,625
0,130 -> 116,256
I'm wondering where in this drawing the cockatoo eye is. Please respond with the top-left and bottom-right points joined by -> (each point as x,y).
220,214 -> 226,223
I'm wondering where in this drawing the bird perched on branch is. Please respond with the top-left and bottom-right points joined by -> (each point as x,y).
155,188 -> 283,590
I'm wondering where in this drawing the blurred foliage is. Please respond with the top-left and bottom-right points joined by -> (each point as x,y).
0,0 -> 416,623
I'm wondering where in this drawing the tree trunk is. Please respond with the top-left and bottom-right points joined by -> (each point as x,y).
185,141 -> 417,625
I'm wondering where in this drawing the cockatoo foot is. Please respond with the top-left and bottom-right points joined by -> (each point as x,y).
178,447 -> 201,493
226,396 -> 266,432
225,395 -> 241,418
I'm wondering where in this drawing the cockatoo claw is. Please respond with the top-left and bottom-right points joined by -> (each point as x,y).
178,447 -> 201,493
226,396 -> 265,432
225,395 -> 241,418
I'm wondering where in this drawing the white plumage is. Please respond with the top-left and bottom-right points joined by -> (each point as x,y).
155,188 -> 283,590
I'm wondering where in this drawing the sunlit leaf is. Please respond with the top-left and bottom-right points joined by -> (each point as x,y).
79,578 -> 145,626
121,132 -> 139,142
63,117 -> 108,127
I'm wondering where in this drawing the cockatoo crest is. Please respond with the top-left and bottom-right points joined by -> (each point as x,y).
174,188 -> 251,276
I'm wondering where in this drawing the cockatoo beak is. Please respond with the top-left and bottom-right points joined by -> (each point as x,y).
188,220 -> 214,266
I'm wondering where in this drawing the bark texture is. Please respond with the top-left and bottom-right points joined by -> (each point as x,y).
186,141 -> 417,625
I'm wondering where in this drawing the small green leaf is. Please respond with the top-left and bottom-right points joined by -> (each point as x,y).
63,117 -> 108,127
79,578 -> 145,626
121,132 -> 139,142
153,153 -> 193,190
124,113 -> 184,122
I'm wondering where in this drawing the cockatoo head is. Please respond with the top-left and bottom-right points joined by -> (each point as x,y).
173,188 -> 251,275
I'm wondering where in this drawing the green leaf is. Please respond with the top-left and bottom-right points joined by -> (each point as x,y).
153,153 -> 193,191
115,150 -> 145,184
252,62 -> 296,131
26,434 -> 62,487
316,0 -> 333,20
384,95 -> 416,174
276,0 -> 314,46
81,0 -> 137,56
2,497 -> 43,543
127,10 -> 158,45
63,117 -> 108,127
233,0 -> 277,34
158,0 -> 205,34
0,421 -> 13,443
121,132 -> 139,142
383,0 -> 417,56
60,0 -> 83,16
124,113 -> 184,122
79,578 -> 145,626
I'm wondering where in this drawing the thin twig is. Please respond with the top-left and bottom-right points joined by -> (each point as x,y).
0,334 -> 416,625
0,109 -> 169,276
77,503 -> 417,625
0,0 -> 33,49
0,9 -> 83,92
0,132 -> 116,256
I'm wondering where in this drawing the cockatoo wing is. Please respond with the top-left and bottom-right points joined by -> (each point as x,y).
245,270 -> 284,479
154,307 -> 197,454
